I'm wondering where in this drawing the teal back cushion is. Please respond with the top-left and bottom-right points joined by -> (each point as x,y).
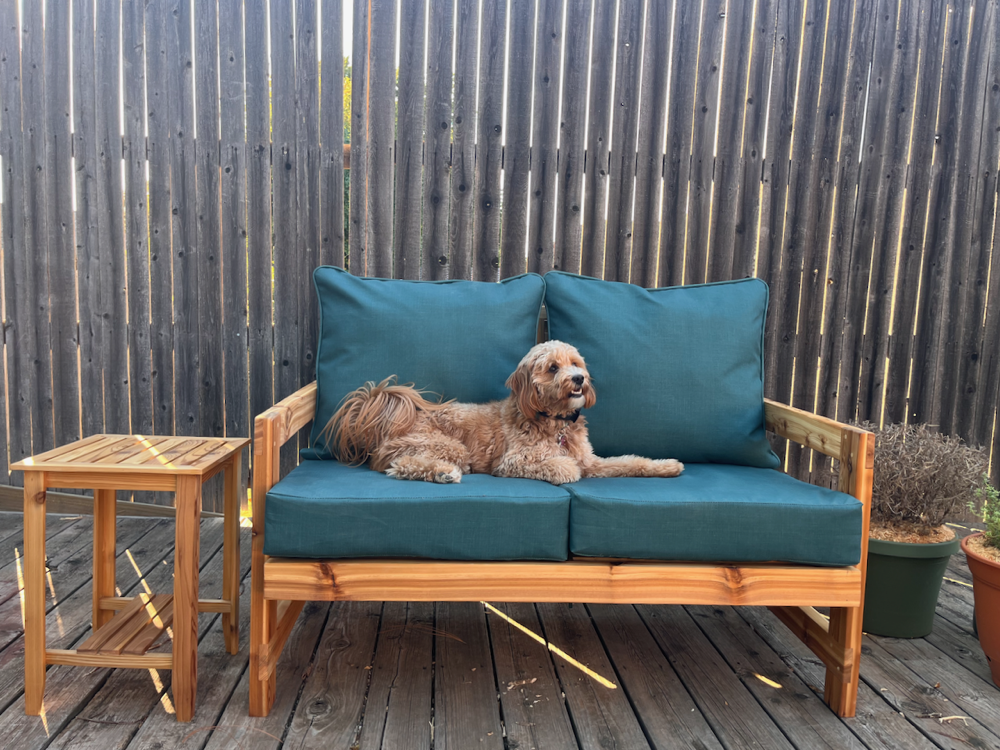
543,272 -> 778,468
306,267 -> 545,459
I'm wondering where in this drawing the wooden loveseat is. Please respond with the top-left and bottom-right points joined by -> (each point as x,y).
249,268 -> 873,718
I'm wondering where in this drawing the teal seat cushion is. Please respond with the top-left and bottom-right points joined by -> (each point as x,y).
543,271 -> 778,468
567,464 -> 862,565
264,459 -> 571,560
305,267 -> 545,459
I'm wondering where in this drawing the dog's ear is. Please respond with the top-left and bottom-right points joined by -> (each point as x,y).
583,380 -> 597,409
506,363 -> 543,417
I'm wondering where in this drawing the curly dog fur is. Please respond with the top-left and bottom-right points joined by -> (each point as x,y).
321,341 -> 684,485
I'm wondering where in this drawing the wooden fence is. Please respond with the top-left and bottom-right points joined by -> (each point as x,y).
0,0 -> 998,507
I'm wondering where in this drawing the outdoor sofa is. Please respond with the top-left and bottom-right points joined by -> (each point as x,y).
249,268 -> 873,718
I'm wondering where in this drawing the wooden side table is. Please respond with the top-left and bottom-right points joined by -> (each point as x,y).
12,434 -> 250,722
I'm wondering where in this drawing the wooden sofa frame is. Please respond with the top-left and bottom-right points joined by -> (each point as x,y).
250,380 -> 873,718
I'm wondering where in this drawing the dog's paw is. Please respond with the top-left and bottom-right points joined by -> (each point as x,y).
385,465 -> 401,479
654,459 -> 684,477
434,468 -> 462,484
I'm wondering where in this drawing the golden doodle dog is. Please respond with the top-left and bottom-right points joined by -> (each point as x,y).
322,341 -> 684,485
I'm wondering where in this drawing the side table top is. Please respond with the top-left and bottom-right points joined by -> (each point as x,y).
11,435 -> 250,477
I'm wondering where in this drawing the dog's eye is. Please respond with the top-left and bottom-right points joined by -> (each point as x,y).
548,364 -> 559,373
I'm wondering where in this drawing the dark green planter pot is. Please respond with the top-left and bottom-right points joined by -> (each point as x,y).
863,535 -> 960,638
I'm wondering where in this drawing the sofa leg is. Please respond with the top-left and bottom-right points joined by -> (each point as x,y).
250,593 -> 277,716
825,605 -> 862,717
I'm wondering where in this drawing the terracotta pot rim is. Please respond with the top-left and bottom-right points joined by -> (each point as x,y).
961,532 -> 1000,568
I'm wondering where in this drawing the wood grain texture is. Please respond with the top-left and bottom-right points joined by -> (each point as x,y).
92,488 -> 116,631
319,0 -> 345,268
263,558 -> 863,606
22,472 -> 46,714
448,0 -> 479,279
172,474 -> 202,722
367,0 -> 398,279
422,0 -> 454,279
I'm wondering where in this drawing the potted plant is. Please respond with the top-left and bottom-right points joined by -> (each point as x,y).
860,422 -> 988,638
964,477 -> 1000,685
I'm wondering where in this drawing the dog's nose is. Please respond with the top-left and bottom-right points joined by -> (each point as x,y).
571,374 -> 584,386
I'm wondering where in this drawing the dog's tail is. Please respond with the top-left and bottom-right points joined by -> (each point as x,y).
319,376 -> 451,464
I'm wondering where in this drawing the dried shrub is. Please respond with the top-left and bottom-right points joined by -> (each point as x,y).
864,422 -> 988,535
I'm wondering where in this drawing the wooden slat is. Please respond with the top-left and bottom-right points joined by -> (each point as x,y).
72,0 -> 103,440
602,0 -> 643,283
43,0 -> 79,449
629,0 -> 671,287
367,0 -> 397,278
659,0 -> 701,287
121,597 -> 174,655
580,0 -> 615,278
394,0 -> 427,280
448,0 -> 479,279
220,0 -> 249,450
122,0 -> 154,440
102,594 -> 172,655
421,0 -> 454,279
264,558 -> 863,606
706,0 -> 753,284
499,0 -> 534,280
245,0 -> 274,428
18,1 -> 54,456
433,602 -> 503,750
319,0 -> 345,268
473,0 -> 507,281
195,0 -> 223,452
145,0 -> 175,436
348,0 -> 369,275
77,594 -> 150,653
295,0 -> 321,387
0,0 -> 29,470
526,0 -> 562,277
257,599 -> 305,680
553,0 -> 591,274
487,602 -> 579,750
44,649 -> 173,671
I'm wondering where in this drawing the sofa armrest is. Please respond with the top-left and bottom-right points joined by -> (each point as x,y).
252,381 -> 318,518
764,399 -> 874,506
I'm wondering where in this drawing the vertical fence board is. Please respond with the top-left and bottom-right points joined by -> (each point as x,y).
527,0 -> 563,276
21,0 -> 54,453
367,0 -> 397,278
348,0 -> 369,274
580,0 -> 615,278
949,0 -> 997,438
475,0 -> 507,281
72,0 -> 103,438
296,0 -> 320,389
422,0 -> 454,279
0,0 -> 28,472
395,0 -> 428,280
123,0 -> 153,438
449,0 -> 479,280
686,0 -> 726,286
320,0 -> 345,270
220,0 -> 249,444
44,0 -> 79,448
500,0 -> 535,279
245,0 -> 274,427
659,0 -> 701,287
603,0 -> 644,283
554,0 -> 591,274
196,0 -> 224,445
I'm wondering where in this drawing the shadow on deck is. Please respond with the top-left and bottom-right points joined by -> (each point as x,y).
0,512 -> 994,749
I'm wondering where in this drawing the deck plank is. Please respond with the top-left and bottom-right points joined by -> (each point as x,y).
433,602 -> 503,750
637,604 -> 796,750
0,514 -> 83,607
486,602 -> 579,750
200,600 -> 330,750
687,604 -> 864,749
588,603 -> 724,750
537,602 -> 651,750
281,601 -> 382,749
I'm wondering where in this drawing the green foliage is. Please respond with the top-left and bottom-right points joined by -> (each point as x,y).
969,476 -> 1000,549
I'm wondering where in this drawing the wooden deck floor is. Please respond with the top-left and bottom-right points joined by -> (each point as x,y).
0,512 -> 996,750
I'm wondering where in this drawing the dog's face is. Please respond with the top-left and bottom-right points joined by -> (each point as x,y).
505,341 -> 597,418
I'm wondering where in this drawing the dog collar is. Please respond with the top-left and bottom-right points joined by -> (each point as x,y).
537,410 -> 581,423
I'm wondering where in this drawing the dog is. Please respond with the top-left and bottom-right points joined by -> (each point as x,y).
322,340 -> 684,485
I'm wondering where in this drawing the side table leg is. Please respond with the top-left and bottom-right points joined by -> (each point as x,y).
222,452 -> 241,654
23,471 -> 47,715
93,489 -> 117,630
173,475 -> 201,722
